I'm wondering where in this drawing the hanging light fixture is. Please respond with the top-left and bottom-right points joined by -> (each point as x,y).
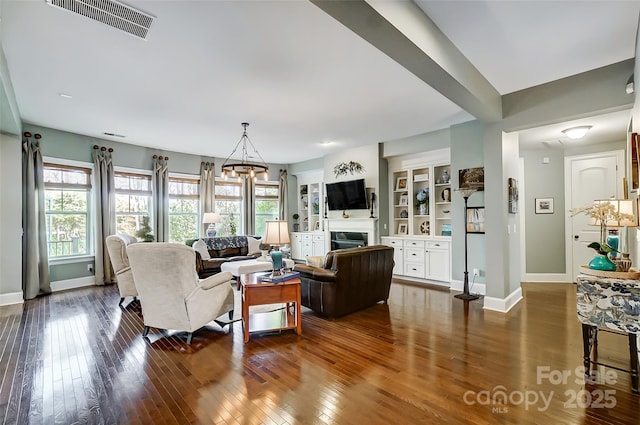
220,122 -> 269,181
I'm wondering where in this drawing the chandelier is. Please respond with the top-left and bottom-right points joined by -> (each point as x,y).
220,122 -> 268,181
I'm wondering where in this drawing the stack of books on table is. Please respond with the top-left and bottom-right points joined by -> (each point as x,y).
259,271 -> 300,283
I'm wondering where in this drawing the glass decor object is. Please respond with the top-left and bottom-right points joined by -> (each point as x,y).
588,254 -> 617,271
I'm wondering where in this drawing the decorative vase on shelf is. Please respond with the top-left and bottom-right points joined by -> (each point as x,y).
442,170 -> 450,183
419,203 -> 427,215
616,253 -> 633,272
588,254 -> 617,271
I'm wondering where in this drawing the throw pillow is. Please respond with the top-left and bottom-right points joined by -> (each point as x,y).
247,237 -> 261,255
193,239 -> 211,260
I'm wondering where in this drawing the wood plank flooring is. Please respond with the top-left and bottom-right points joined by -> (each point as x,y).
1,280 -> 639,424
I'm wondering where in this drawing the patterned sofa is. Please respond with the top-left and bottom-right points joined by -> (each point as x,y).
185,236 -> 261,279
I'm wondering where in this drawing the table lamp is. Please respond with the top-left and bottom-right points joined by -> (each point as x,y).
202,212 -> 221,237
263,220 -> 290,277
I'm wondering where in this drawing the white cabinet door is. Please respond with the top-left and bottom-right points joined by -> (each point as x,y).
291,233 -> 303,260
425,241 -> 450,282
312,234 -> 325,256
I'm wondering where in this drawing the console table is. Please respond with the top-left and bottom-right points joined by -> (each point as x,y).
576,273 -> 640,393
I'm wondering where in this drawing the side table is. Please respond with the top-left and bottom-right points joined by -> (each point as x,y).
240,272 -> 302,343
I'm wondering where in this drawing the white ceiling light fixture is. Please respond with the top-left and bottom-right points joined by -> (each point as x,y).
220,123 -> 269,182
562,126 -> 592,140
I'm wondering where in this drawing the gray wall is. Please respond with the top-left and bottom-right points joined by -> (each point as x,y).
450,121 -> 486,285
0,133 -> 23,299
521,148 -> 566,273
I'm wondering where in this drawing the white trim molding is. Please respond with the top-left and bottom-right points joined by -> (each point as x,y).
449,279 -> 486,295
51,276 -> 95,292
0,292 -> 24,306
484,287 -> 523,313
522,273 -> 570,283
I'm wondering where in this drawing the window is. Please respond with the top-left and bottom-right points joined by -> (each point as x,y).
44,163 -> 92,258
168,176 -> 199,243
114,172 -> 152,239
214,180 -> 243,236
254,181 -> 279,237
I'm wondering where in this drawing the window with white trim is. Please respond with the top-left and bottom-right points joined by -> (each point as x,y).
214,179 -> 243,236
168,176 -> 199,243
44,163 -> 92,258
114,171 -> 152,239
254,181 -> 279,237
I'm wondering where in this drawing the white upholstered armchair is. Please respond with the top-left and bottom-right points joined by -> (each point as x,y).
105,233 -> 138,305
127,243 -> 235,344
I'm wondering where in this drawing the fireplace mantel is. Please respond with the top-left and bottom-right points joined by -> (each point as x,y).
324,218 -> 379,249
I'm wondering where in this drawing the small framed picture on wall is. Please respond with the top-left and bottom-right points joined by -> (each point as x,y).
535,198 -> 554,214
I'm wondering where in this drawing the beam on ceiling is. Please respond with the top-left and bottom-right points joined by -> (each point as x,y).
311,0 -> 502,123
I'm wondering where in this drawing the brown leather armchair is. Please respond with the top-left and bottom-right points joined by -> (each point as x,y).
294,245 -> 394,318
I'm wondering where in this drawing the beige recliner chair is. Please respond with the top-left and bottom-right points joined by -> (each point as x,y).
105,233 -> 138,305
127,243 -> 235,344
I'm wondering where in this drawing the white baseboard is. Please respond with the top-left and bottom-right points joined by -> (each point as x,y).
450,279 -> 486,295
0,291 -> 24,306
484,287 -> 523,313
522,273 -> 570,283
51,276 -> 95,292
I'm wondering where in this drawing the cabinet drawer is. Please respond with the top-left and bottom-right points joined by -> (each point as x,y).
404,239 -> 425,249
426,241 -> 449,250
404,263 -> 424,278
302,234 -> 312,241
404,248 -> 424,261
313,234 -> 324,242
382,237 -> 403,247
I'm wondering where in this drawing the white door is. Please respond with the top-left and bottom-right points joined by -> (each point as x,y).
567,151 -> 623,281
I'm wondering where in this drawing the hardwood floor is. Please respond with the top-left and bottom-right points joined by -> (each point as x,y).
1,280 -> 639,424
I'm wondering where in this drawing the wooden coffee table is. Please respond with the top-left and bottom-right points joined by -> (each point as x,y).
240,272 -> 302,343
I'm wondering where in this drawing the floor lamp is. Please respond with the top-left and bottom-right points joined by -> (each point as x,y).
455,188 -> 480,301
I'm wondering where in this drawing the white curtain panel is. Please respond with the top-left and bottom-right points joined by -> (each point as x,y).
92,145 -> 116,285
279,169 -> 288,220
199,161 -> 216,237
22,132 -> 51,299
152,155 -> 169,242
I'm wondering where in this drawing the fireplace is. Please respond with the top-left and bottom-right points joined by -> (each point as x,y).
325,218 -> 378,252
331,232 -> 368,250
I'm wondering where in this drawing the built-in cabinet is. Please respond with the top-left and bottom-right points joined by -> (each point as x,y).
381,236 -> 451,283
292,170 -> 327,262
384,148 -> 452,284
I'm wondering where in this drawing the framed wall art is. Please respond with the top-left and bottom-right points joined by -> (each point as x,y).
396,177 -> 408,191
466,207 -> 485,234
535,198 -> 554,214
459,167 -> 484,191
508,178 -> 518,214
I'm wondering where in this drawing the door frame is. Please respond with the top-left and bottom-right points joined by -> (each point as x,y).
564,150 -> 625,281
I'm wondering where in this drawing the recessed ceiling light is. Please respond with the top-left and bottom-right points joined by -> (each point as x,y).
320,141 -> 334,146
59,93 -> 73,99
562,126 -> 592,140
103,132 -> 126,138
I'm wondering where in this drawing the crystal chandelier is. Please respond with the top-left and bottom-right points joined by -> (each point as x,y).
220,122 -> 268,181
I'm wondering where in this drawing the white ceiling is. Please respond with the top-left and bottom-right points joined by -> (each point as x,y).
1,1 -> 638,164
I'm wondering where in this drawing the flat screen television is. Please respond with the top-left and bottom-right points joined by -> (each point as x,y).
326,178 -> 368,211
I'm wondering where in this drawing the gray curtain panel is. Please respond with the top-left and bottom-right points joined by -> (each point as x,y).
152,155 -> 169,241
242,176 -> 255,235
22,132 -> 51,300
92,145 -> 116,285
279,169 -> 288,220
199,161 -> 216,237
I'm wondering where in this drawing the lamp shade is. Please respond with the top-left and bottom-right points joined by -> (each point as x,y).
588,199 -> 638,228
202,212 -> 221,224
263,220 -> 290,245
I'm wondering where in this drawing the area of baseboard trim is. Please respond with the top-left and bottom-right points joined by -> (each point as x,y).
484,287 -> 523,313
51,276 -> 95,292
0,291 -> 24,306
449,279 -> 486,295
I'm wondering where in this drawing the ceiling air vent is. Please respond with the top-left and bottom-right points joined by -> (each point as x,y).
46,0 -> 155,40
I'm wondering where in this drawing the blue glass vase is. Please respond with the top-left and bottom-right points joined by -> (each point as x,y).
588,254 -> 617,271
